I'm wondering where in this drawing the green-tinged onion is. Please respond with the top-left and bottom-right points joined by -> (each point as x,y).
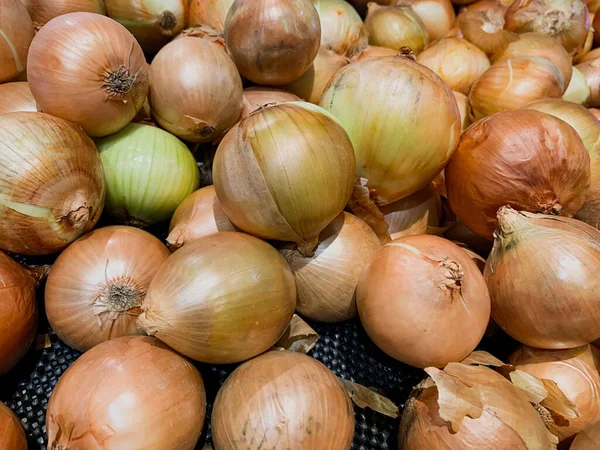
364,4 -> 429,54
314,0 -> 368,57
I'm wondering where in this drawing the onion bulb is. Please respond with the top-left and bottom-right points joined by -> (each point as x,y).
224,0 -> 321,85
21,0 -> 106,29
577,59 -> 600,107
0,0 -> 35,83
453,91 -> 472,130
96,123 -> 200,227
0,82 -> 37,115
364,4 -> 429,54
138,232 -> 296,363
571,418 -> 600,449
167,185 -> 236,250
357,235 -> 491,368
314,0 -> 368,57
354,45 -> 400,59
417,37 -> 490,94
47,336 -> 206,450
27,13 -> 148,137
321,55 -> 460,205
189,0 -> 234,33
45,226 -> 170,352
240,87 -> 301,119
564,67 -> 592,104
149,35 -> 243,143
213,102 -> 355,256
212,350 -> 354,450
280,212 -> 380,323
397,0 -> 456,41
0,402 -> 26,450
446,110 -> 590,239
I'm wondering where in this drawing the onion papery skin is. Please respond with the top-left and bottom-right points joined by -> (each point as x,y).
577,59 -> 600,107
485,207 -> 600,348
104,0 -> 188,55
167,185 -> 236,250
320,55 -> 460,206
0,112 -> 105,255
509,345 -> 600,442
280,212 -> 380,323
138,232 -> 296,364
504,0 -> 590,54
47,336 -> 206,450
0,402 -> 26,450
224,0 -> 321,85
417,37 -> 490,95
564,67 -> 592,105
45,226 -> 170,352
364,4 -> 429,54
21,0 -> 106,29
213,102 -> 355,256
0,82 -> 37,115
397,0 -> 456,42
354,45 -> 400,59
189,0 -> 235,33
27,13 -> 148,137
357,235 -> 491,368
240,87 -> 301,119
468,56 -> 565,120
212,351 -> 354,450
0,252 -> 38,376
571,418 -> 600,449
453,91 -> 472,130
315,0 -> 368,57
0,0 -> 35,83
446,110 -> 590,239
149,36 -> 243,143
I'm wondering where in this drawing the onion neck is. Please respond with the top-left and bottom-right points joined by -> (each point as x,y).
159,10 -> 177,35
495,206 -> 531,239
539,10 -> 569,36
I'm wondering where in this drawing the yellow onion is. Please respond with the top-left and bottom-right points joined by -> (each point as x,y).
453,91 -> 472,130
0,112 -> 105,255
446,110 -> 590,239
505,0 -> 590,54
0,0 -> 35,83
45,226 -> 170,352
167,185 -> 236,250
364,4 -> 429,54
571,418 -> 600,449
468,56 -> 565,120
213,102 -> 355,256
47,336 -> 206,450
240,87 -> 301,119
357,235 -> 491,368
354,45 -> 400,59
21,0 -> 106,29
396,0 -> 456,41
0,82 -> 37,115
564,67 -> 592,104
0,402 -> 26,450
577,59 -> 600,107
280,212 -> 380,323
417,37 -> 490,94
28,13 -> 148,137
137,232 -> 296,363
212,351 -> 354,450
224,0 -> 321,85
509,345 -> 600,442
314,0 -> 368,57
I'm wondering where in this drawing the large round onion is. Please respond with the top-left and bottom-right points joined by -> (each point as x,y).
571,418 -> 600,449
0,402 -> 26,450
212,351 -> 354,450
240,87 -> 301,119
364,4 -> 429,54
0,0 -> 35,83
485,207 -> 600,348
0,82 -> 37,115
577,59 -> 600,107
21,0 -> 106,29
564,67 -> 592,105
357,235 -> 491,368
224,0 -> 321,85
321,55 -> 460,205
0,112 -> 105,255
213,102 -> 355,256
398,0 -> 456,41
137,232 -> 296,364
45,226 -> 170,352
47,336 -> 206,450
315,0 -> 368,57
446,110 -> 590,239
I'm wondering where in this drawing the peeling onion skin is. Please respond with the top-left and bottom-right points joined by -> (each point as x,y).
240,87 -> 301,120
189,0 -> 235,33
446,110 -> 590,240
212,351 -> 355,450
357,235 -> 491,368
0,401 -> 27,450
0,82 -> 37,115
21,0 -> 106,29
364,4 -> 429,54
46,336 -> 206,450
571,417 -> 600,450
0,0 -> 35,83
485,207 -> 600,348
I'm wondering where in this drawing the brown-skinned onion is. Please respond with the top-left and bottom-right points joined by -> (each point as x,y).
0,402 -> 26,450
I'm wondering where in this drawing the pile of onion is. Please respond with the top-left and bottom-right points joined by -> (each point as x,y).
212,351 -> 354,450
315,0 -> 368,57
240,87 -> 301,119
564,67 -> 592,104
571,418 -> 600,449
0,82 -> 37,115
364,4 -> 429,54
21,0 -> 106,29
397,0 -> 456,42
0,0 -> 35,83
577,58 -> 600,107
47,336 -> 206,450
0,402 -> 26,450
189,0 -> 234,33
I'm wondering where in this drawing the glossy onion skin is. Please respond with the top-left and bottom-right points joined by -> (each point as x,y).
315,0 -> 368,57
212,351 -> 355,450
0,401 -> 27,450
0,0 -> 35,83
364,4 -> 429,54
0,82 -> 37,115
21,0 -> 106,28
402,0 -> 456,42
46,336 -> 206,450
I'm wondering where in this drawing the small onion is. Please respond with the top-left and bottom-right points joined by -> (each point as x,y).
485,207 -> 600,348
446,110 -> 590,239
47,336 -> 206,450
364,4 -> 429,54
314,0 -> 368,57
453,90 -> 472,130
0,82 -> 37,115
571,418 -> 600,449
96,123 -> 200,227
564,67 -> 592,104
354,45 -> 400,59
357,235 -> 491,368
21,0 -> 106,29
417,37 -> 490,94
45,226 -> 170,352
212,351 -> 354,450
0,402 -> 26,450
0,0 -> 35,83
189,0 -> 234,33
240,87 -> 301,119
577,59 -> 600,107
396,0 -> 456,41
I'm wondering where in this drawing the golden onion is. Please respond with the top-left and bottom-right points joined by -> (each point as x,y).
188,0 -> 234,33
0,402 -> 26,450
397,0 -> 456,41
240,87 -> 301,119
0,82 -> 37,115
0,0 -> 35,83
355,45 -> 400,59
364,4 -> 429,54
21,0 -> 106,29
315,0 -> 368,57
564,67 -> 592,104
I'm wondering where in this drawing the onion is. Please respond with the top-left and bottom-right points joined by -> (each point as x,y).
417,37 -> 490,94
564,67 -> 592,104
47,336 -> 206,450
240,87 -> 301,119
576,156 -> 600,229
577,59 -> 600,107
0,402 -> 26,450
45,226 -> 170,352
453,91 -> 472,130
354,45 -> 400,59
0,0 -> 35,83
571,418 -> 600,449
314,0 -> 368,57
27,13 -> 148,137
504,0 -> 590,54
189,0 -> 234,33
357,235 -> 491,368
0,82 -> 37,115
21,0 -> 106,29
364,4 -> 429,54
212,350 -> 354,450
320,55 -> 460,205
446,110 -> 590,239
591,108 -> 600,120
213,102 -> 355,256
509,345 -> 600,442
580,46 -> 600,62
96,123 -> 200,227
224,0 -> 321,85
167,185 -> 236,250
137,232 -> 296,363
396,0 -> 456,41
